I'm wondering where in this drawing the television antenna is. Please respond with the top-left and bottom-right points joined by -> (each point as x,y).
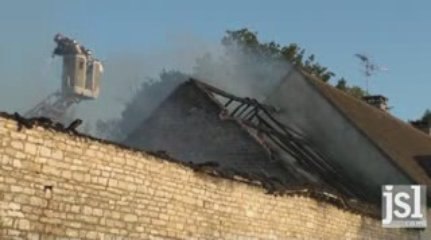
354,53 -> 388,95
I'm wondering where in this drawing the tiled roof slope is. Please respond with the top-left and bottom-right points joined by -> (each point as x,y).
301,71 -> 431,187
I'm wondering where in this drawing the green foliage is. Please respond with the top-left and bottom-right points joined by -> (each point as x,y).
411,109 -> 431,125
421,109 -> 431,123
222,29 -> 260,49
335,78 -> 348,91
222,28 -> 336,82
347,86 -> 367,99
335,78 -> 366,98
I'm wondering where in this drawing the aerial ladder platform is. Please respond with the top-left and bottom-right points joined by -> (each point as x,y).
25,34 -> 103,123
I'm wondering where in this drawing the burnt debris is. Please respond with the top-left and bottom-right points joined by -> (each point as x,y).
192,79 -> 368,201
66,119 -> 83,133
14,112 -> 58,131
14,112 -> 33,131
10,112 -> 85,135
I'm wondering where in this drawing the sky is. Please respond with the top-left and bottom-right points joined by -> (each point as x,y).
1,0 -> 430,124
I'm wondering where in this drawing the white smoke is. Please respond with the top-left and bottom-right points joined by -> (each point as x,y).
193,42 -> 292,101
75,34 -> 220,130
1,31 -> 293,140
91,36 -> 294,141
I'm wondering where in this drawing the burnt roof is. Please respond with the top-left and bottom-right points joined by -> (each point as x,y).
165,79 -> 370,201
123,73 -> 431,208
300,71 -> 431,187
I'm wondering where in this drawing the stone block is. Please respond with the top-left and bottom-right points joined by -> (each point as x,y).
123,213 -> 138,222
17,219 -> 30,230
10,141 -> 24,150
39,146 -> 51,157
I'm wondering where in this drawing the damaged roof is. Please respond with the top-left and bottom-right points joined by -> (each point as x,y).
125,78 -> 370,203
301,71 -> 431,187
193,80 -> 366,196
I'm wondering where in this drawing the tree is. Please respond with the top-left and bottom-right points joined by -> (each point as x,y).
335,77 -> 366,98
421,109 -> 431,123
221,28 -> 336,82
335,78 -> 348,91
410,109 -> 431,128
347,86 -> 367,99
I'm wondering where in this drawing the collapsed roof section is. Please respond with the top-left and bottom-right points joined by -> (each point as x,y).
194,80 -> 364,193
125,78 -> 368,202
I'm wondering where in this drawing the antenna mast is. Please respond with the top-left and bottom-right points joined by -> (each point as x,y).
354,53 -> 387,95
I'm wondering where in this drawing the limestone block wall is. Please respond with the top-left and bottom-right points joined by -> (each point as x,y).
0,115 -> 419,239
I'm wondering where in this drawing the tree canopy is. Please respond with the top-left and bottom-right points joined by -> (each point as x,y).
335,78 -> 366,98
221,29 -> 336,82
420,109 -> 431,123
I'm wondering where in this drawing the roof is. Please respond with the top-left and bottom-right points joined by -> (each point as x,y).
300,71 -> 431,187
125,78 -> 372,202
193,79 -> 365,199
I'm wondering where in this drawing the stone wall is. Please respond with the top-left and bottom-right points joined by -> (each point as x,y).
0,115 -> 419,239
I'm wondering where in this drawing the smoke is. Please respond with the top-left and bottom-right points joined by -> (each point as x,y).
73,34 -> 220,133
0,31 -> 292,141
92,38 -> 294,141
192,42 -> 293,101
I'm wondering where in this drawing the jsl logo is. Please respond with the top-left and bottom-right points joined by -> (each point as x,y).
382,185 -> 427,228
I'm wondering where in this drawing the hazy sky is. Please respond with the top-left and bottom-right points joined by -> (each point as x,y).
1,0 -> 430,122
